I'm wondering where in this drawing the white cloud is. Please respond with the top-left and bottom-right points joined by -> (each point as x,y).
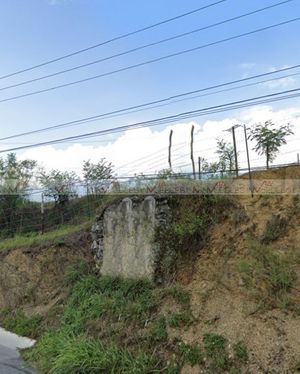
17,105 -> 300,177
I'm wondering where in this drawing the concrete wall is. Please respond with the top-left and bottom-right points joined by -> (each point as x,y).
91,196 -> 169,280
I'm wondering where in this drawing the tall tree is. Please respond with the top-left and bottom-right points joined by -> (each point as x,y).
0,153 -> 37,234
216,139 -> 236,174
39,169 -> 79,206
249,120 -> 293,169
83,158 -> 114,194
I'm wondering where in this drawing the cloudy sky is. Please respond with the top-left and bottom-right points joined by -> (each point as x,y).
0,0 -> 299,176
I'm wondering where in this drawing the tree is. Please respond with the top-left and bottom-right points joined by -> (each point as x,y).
83,158 -> 114,194
249,120 -> 293,169
0,153 -> 37,234
216,138 -> 236,174
39,169 -> 79,206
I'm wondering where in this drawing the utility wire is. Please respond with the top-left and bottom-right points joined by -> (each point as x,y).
0,0 -> 227,81
1,64 -> 299,142
0,17 -> 298,104
0,0 -> 292,92
1,87 -> 300,154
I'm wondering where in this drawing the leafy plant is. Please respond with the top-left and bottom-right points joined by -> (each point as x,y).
249,120 -> 293,169
203,333 -> 228,372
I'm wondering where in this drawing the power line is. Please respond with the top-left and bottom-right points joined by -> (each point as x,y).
1,87 -> 300,154
0,0 -> 227,81
1,64 -> 299,142
0,17 -> 298,104
0,0 -> 292,92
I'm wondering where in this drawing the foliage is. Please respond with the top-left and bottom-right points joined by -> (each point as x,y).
23,331 -> 160,374
233,341 -> 248,363
0,153 -> 37,235
148,315 -> 168,342
0,223 -> 88,251
249,120 -> 293,168
83,158 -> 115,194
236,241 -> 295,308
216,138 -> 236,174
38,169 -> 79,205
203,333 -> 228,372
168,311 -> 193,328
178,342 -> 202,366
261,214 -> 288,244
21,268 -> 194,373
0,309 -> 42,338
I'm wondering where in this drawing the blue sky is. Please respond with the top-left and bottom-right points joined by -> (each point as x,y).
0,0 -> 299,174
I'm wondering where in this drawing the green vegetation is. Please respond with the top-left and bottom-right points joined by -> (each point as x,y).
21,263 -> 196,373
261,214 -> 288,244
148,315 -> 168,342
168,311 -> 193,328
203,333 -> 228,372
233,341 -> 248,363
236,241 -> 296,309
178,342 -> 202,366
0,310 -> 42,338
0,222 -> 89,250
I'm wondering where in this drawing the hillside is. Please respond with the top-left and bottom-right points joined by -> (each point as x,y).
0,166 -> 299,373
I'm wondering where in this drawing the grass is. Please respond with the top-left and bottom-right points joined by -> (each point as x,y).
0,310 -> 43,338
178,342 -> 202,366
23,332 -> 160,374
168,312 -> 193,328
203,333 -> 228,373
233,341 -> 248,363
0,222 -> 90,250
236,241 -> 296,308
20,262 -> 195,373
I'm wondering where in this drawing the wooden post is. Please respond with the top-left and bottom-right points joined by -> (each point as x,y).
41,192 -> 45,234
168,129 -> 173,170
232,126 -> 238,176
190,125 -> 196,179
198,157 -> 201,180
244,125 -> 253,197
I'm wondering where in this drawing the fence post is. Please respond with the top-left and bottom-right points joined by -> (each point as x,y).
168,129 -> 173,170
41,192 -> 45,234
190,125 -> 196,179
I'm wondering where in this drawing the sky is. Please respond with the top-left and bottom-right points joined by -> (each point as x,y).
0,0 -> 300,176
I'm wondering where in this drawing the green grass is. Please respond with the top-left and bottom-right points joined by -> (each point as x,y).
168,312 -> 193,328
19,263 -> 196,373
0,222 -> 90,250
178,342 -> 202,366
233,341 -> 248,363
23,331 -> 160,374
0,310 -> 43,338
236,241 -> 295,308
148,315 -> 168,342
203,333 -> 228,373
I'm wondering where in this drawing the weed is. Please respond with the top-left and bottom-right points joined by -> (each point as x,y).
261,214 -> 288,244
203,333 -> 228,372
159,285 -> 190,306
23,331 -> 161,373
148,315 -> 168,342
236,241 -> 295,308
0,310 -> 42,338
234,341 -> 248,363
65,260 -> 91,284
168,312 -> 193,328
178,342 -> 202,366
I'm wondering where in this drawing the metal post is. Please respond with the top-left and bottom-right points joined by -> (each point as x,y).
41,192 -> 45,234
297,153 -> 299,165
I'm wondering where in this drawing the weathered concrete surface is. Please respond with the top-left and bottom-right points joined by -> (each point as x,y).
0,328 -> 36,373
101,197 -> 156,279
